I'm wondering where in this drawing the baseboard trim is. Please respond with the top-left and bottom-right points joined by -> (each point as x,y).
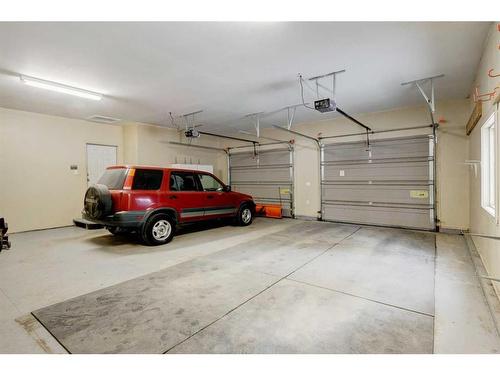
464,234 -> 500,337
439,227 -> 464,235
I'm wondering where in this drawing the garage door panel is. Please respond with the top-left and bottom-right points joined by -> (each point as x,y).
322,161 -> 431,182
321,135 -> 435,230
323,143 -> 373,162
370,138 -> 431,159
232,184 -> 292,201
229,146 -> 294,217
230,167 -> 291,184
323,204 -> 434,230
230,150 -> 291,167
323,137 -> 431,162
322,184 -> 432,206
231,184 -> 292,216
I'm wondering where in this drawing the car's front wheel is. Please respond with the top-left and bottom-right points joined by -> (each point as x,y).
141,214 -> 175,246
236,204 -> 253,226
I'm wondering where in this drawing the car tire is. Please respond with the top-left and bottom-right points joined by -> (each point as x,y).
235,204 -> 253,226
84,184 -> 113,219
141,214 -> 175,246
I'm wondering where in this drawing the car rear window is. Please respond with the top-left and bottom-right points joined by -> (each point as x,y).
132,169 -> 164,190
97,168 -> 127,190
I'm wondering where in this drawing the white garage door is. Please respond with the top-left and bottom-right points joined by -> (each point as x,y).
321,135 -> 435,230
229,146 -> 294,217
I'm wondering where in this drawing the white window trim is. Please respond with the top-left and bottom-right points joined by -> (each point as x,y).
481,112 -> 497,220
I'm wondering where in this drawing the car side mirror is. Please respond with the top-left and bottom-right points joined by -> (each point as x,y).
223,185 -> 231,192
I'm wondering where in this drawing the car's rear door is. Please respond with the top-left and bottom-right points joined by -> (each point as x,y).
168,171 -> 206,222
197,172 -> 237,219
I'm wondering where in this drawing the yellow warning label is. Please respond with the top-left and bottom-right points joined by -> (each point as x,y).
410,190 -> 428,199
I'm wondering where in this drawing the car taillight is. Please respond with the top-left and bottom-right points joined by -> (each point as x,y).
123,168 -> 135,190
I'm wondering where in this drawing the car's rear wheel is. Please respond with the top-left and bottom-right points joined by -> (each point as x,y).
236,204 -> 253,226
141,214 -> 175,246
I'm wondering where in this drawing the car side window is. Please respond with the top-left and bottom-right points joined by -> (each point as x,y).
198,174 -> 223,192
169,172 -> 201,192
169,174 -> 181,191
132,169 -> 163,190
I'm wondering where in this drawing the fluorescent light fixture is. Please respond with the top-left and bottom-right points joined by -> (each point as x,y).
20,75 -> 103,101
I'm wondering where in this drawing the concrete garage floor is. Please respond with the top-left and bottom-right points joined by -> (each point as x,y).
0,218 -> 499,353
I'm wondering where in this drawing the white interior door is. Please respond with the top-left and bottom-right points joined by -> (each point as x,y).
86,144 -> 117,186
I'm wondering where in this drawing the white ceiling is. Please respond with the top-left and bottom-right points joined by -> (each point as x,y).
0,22 -> 490,132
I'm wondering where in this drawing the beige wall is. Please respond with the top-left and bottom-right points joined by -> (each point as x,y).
467,22 -> 500,297
122,122 -> 228,180
0,107 -> 124,233
234,99 -> 470,230
0,108 -> 229,233
122,123 -> 139,165
0,99 -> 473,235
132,123 -> 228,182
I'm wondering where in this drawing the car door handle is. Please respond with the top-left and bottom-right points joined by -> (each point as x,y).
207,195 -> 214,199
168,195 -> 178,199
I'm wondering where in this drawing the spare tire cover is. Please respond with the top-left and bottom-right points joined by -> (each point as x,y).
84,184 -> 113,219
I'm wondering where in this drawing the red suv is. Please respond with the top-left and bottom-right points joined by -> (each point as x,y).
82,166 -> 255,245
